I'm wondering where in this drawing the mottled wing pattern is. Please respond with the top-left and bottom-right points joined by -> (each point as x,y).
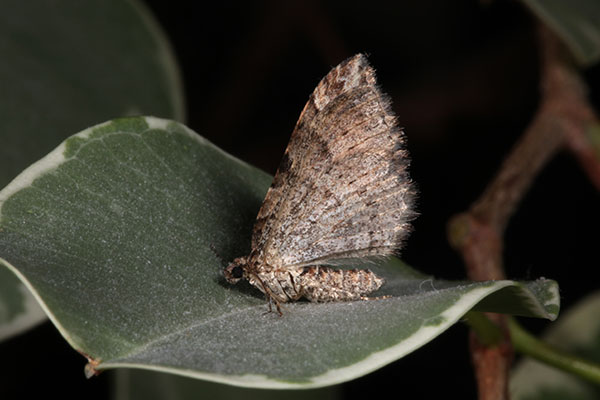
252,54 -> 415,267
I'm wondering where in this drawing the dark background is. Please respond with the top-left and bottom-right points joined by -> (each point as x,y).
3,1 -> 599,399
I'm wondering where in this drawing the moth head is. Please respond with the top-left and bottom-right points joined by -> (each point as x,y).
224,257 -> 247,284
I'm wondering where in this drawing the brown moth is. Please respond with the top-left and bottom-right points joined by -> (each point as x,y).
224,54 -> 416,314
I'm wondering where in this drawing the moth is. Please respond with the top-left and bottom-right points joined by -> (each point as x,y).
224,54 -> 415,313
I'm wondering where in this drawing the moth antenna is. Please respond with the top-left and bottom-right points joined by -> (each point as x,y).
209,243 -> 228,266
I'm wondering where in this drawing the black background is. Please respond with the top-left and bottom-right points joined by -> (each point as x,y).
2,1 -> 599,399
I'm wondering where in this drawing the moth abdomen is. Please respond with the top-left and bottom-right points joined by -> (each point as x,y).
298,266 -> 384,302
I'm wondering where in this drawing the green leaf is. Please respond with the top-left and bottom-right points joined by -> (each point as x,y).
0,0 -> 184,188
521,0 -> 600,66
111,369 -> 340,400
0,268 -> 46,341
511,292 -> 600,399
0,0 -> 184,339
0,117 -> 559,388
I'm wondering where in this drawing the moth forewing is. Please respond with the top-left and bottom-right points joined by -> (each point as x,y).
224,54 -> 416,312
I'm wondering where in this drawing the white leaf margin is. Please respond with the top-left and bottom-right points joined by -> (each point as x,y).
0,272 -> 47,341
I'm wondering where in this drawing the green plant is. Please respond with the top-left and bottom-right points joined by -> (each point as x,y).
1,1 -> 599,399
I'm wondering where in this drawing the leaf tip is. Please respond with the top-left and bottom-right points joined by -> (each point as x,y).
79,351 -> 102,379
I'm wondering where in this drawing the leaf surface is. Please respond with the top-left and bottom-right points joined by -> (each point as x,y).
521,0 -> 600,66
0,0 -> 184,339
511,292 -> 600,400
0,117 -> 559,388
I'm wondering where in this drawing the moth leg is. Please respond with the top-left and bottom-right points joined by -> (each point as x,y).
274,299 -> 284,316
263,295 -> 284,316
271,272 -> 303,304
262,296 -> 272,315
287,271 -> 304,301
263,289 -> 285,317
251,273 -> 285,316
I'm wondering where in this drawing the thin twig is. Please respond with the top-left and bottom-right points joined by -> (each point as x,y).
509,318 -> 600,385
448,24 -> 599,400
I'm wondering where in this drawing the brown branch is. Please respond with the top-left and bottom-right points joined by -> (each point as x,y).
448,24 -> 599,400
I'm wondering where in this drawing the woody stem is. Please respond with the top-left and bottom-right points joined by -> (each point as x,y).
448,23 -> 600,400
